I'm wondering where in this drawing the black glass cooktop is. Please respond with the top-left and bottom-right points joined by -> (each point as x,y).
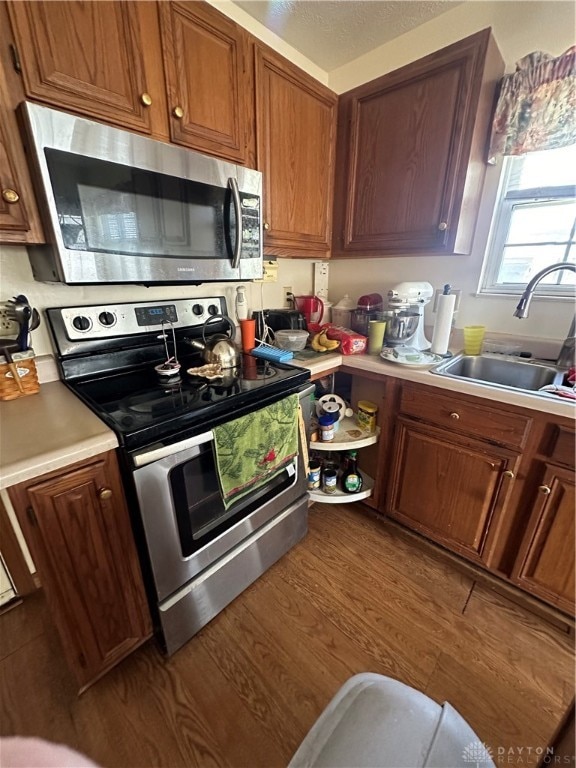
69,354 -> 310,450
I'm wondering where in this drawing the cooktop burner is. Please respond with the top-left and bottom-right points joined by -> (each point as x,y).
46,298 -> 310,451
71,354 -> 307,449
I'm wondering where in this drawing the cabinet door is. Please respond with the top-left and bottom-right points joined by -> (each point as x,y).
0,2 -> 43,243
159,1 -> 253,164
11,452 -> 151,690
333,29 -> 503,256
255,45 -> 337,257
387,418 -> 520,565
7,1 -> 155,134
512,464 -> 575,615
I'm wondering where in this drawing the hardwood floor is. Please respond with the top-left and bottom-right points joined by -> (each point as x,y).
1,503 -> 574,767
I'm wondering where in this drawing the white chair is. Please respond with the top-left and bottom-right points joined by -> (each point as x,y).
289,673 -> 495,768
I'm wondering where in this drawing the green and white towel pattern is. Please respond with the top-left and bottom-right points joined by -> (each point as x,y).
213,393 -> 299,509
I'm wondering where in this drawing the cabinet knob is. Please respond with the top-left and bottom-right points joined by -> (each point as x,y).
98,488 -> 113,500
140,92 -> 152,107
2,188 -> 20,204
172,106 -> 184,119
263,222 -> 270,231
438,221 -> 448,231
538,485 -> 551,495
503,470 -> 515,479
449,412 -> 460,420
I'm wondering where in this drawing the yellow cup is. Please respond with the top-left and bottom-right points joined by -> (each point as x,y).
368,320 -> 386,354
463,325 -> 486,355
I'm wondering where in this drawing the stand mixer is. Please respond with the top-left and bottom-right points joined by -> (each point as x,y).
383,281 -> 434,353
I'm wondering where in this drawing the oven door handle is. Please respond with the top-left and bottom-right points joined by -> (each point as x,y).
132,430 -> 214,468
228,177 -> 242,270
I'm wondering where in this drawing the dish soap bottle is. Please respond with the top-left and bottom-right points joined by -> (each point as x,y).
341,450 -> 363,494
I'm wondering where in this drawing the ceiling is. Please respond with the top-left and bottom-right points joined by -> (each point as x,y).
232,1 -> 462,71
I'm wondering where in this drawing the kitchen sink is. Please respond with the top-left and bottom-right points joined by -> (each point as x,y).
430,353 -> 566,394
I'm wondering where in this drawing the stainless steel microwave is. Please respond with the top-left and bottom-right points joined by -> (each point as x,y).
20,102 -> 263,285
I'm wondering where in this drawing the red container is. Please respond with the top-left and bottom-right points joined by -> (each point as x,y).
357,293 -> 383,311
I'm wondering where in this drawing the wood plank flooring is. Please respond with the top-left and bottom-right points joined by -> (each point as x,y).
0,503 -> 574,767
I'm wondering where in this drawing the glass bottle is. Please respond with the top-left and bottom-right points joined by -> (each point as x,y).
341,450 -> 363,494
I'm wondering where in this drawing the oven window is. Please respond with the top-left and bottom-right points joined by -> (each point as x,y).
44,149 -> 235,260
170,444 -> 295,557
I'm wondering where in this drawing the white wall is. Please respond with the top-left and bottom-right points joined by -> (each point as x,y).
0,245 -> 315,356
327,0 -> 576,343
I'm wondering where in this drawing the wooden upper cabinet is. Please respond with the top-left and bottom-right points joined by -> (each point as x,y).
333,28 -> 504,256
159,1 -> 254,165
6,1 -> 159,135
0,1 -> 43,243
255,45 -> 337,257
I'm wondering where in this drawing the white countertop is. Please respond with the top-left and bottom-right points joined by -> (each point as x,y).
0,381 -> 118,489
293,351 -> 575,420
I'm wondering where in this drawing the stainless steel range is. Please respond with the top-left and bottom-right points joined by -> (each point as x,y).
47,297 -> 312,656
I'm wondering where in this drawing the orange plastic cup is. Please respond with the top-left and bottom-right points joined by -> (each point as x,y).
239,319 -> 256,352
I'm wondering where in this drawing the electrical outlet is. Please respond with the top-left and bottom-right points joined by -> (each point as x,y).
283,286 -> 293,307
0,305 -> 18,338
314,261 -> 329,299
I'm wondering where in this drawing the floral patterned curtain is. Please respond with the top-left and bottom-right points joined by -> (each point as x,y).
488,45 -> 576,161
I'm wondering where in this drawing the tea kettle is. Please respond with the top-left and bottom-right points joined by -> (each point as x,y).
185,315 -> 240,369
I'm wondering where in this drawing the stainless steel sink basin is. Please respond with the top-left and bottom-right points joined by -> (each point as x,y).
430,353 -> 565,394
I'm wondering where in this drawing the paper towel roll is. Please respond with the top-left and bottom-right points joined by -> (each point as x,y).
431,293 -> 456,355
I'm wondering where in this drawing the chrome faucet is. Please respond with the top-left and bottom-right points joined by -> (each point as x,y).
514,263 -> 576,368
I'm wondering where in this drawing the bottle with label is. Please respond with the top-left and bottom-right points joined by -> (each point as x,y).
341,450 -> 363,494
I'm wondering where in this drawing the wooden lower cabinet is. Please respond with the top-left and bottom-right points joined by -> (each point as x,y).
388,417 -> 520,565
511,463 -> 575,614
9,450 -> 152,691
367,374 -> 575,616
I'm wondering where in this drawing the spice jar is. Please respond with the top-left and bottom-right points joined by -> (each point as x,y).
357,400 -> 378,433
318,413 -> 336,442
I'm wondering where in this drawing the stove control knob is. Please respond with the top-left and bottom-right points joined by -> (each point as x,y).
98,311 -> 116,327
207,304 -> 219,315
72,315 -> 91,332
192,304 -> 204,316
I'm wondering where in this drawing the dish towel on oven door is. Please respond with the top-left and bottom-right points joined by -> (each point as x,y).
213,393 -> 299,509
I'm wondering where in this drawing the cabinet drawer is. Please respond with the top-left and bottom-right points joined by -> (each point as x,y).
547,425 -> 575,469
400,384 -> 531,449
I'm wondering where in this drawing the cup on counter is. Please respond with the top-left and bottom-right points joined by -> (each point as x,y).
367,320 -> 387,355
239,319 -> 256,352
463,325 -> 486,355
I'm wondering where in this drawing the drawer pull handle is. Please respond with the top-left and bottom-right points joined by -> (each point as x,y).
503,470 -> 515,479
264,222 -> 270,231
538,485 -> 551,495
2,188 -> 20,204
438,221 -> 448,231
140,92 -> 152,107
98,488 -> 113,500
449,412 -> 460,420
172,106 -> 184,119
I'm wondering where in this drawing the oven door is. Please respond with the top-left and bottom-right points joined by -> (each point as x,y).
132,427 -> 305,603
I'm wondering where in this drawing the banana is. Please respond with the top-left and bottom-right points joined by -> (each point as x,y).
317,330 -> 340,351
311,332 -> 329,352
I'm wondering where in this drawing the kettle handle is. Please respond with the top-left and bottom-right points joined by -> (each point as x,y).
315,296 -> 324,319
202,314 -> 235,342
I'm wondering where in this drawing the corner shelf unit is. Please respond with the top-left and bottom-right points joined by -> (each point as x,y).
308,416 -> 380,504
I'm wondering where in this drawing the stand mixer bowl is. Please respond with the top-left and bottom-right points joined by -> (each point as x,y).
382,310 -> 420,346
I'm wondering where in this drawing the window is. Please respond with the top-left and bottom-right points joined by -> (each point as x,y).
480,144 -> 576,296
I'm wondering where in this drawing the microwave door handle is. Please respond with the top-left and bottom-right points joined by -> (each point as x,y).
228,177 -> 242,269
